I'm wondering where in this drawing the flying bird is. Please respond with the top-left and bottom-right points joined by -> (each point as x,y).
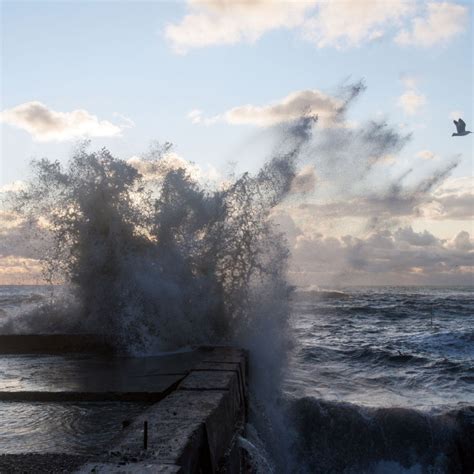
452,118 -> 472,136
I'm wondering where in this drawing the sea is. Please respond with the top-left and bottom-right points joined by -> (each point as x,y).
0,285 -> 473,473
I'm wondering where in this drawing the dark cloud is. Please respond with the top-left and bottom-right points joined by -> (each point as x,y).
289,225 -> 473,286
0,218 -> 51,259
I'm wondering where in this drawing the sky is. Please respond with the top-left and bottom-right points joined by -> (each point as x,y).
0,0 -> 473,286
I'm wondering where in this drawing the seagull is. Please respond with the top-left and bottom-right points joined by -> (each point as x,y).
452,118 -> 472,136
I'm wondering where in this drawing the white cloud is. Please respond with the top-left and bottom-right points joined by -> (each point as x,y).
165,0 -> 311,54
303,0 -> 413,48
186,108 -> 220,126
423,176 -> 474,220
416,150 -> 436,160
396,2 -> 468,47
127,152 -> 221,184
191,89 -> 343,128
0,102 -> 127,142
166,1 -> 468,52
187,109 -> 204,124
398,90 -> 426,115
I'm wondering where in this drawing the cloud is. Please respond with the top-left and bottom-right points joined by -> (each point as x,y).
423,176 -> 474,220
398,90 -> 426,115
452,230 -> 473,251
0,214 -> 53,283
394,226 -> 438,246
165,0 -> 311,54
127,151 -> 221,184
0,102 -> 128,141
416,150 -> 436,160
190,89 -> 344,128
396,2 -> 468,47
166,1 -> 468,52
0,256 -> 43,285
225,90 -> 343,127
186,109 -> 220,126
303,0 -> 413,49
289,224 -> 473,286
290,165 -> 318,194
187,109 -> 204,124
292,167 -> 470,227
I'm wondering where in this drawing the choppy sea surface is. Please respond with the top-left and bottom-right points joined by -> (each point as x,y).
281,286 -> 473,473
286,286 -> 473,412
0,285 -> 473,472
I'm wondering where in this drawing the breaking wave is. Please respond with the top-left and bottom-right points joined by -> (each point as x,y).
285,397 -> 474,473
1,114 -> 324,410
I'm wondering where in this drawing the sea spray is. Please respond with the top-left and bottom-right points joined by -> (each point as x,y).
2,118 -> 317,470
5,115 -> 316,356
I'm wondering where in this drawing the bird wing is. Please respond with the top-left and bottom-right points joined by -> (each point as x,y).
453,120 -> 459,131
458,118 -> 466,132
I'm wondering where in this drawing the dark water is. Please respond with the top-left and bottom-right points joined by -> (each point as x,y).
287,286 -> 473,410
0,285 -> 52,321
1,285 -> 473,472
0,285 -> 149,455
283,286 -> 474,473
0,402 -> 146,455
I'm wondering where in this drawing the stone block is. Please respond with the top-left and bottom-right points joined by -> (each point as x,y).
113,419 -> 208,473
193,362 -> 246,409
200,348 -> 248,389
76,462 -> 182,473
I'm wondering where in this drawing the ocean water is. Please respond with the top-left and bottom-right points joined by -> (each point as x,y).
286,286 -> 473,411
0,285 -> 52,321
282,286 -> 474,473
0,285 -> 473,472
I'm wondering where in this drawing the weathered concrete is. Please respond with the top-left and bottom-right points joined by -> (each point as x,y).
0,335 -> 114,354
0,351 -> 205,400
0,386 -> 181,402
0,454 -> 89,473
78,461 -> 182,473
0,344 -> 248,473
78,347 -> 248,473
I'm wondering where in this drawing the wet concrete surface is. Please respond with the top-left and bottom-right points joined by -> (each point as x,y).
0,350 -> 206,400
0,344 -> 248,473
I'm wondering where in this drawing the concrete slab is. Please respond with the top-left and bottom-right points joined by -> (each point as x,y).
193,363 -> 246,413
0,387 -> 180,402
0,344 -> 249,473
77,462 -> 182,473
177,371 -> 244,470
0,351 -> 206,401
107,389 -> 243,472
200,347 -> 248,385
112,419 -> 208,473
0,454 -> 88,473
0,335 -> 113,354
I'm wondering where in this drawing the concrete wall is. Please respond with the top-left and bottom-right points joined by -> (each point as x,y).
0,335 -> 113,354
77,347 -> 249,474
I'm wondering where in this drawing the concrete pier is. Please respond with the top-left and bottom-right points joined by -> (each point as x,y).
0,337 -> 248,473
79,347 -> 248,473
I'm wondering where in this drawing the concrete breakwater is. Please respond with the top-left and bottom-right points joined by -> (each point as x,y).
0,336 -> 249,473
